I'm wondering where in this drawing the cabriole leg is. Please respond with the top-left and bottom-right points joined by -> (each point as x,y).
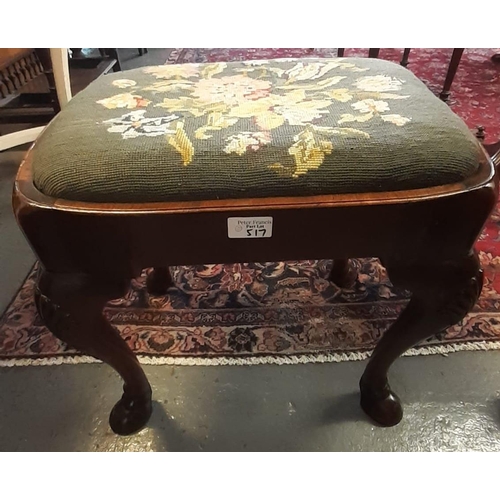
35,269 -> 153,435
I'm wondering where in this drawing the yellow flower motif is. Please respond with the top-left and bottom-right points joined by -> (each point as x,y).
201,62 -> 227,79
354,75 -> 404,92
97,93 -> 150,109
380,114 -> 411,126
322,88 -> 354,102
144,65 -> 200,79
144,80 -> 195,93
255,111 -> 285,130
194,112 -> 239,139
168,122 -> 194,165
338,113 -> 374,124
288,128 -> 333,177
352,99 -> 390,114
268,163 -> 296,177
311,125 -> 370,139
226,96 -> 274,119
112,79 -> 137,88
224,132 -> 271,155
280,75 -> 347,91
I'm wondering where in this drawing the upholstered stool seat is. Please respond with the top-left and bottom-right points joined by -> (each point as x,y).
31,58 -> 481,203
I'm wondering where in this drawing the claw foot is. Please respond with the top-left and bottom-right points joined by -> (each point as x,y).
109,391 -> 153,435
360,377 -> 403,427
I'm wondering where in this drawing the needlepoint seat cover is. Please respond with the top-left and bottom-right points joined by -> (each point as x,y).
31,57 -> 482,203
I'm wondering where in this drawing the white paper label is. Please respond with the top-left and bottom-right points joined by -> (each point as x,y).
227,216 -> 273,239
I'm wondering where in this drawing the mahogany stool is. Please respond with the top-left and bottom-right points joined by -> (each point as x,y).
13,57 -> 498,435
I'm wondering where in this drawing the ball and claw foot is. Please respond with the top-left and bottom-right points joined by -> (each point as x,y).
109,388 -> 153,435
360,376 -> 403,427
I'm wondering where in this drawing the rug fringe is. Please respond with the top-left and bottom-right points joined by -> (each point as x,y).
2,340 -> 500,367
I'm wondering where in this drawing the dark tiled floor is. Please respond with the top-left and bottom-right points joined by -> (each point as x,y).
0,49 -> 500,451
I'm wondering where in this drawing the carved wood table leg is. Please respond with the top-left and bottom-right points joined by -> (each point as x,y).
329,259 -> 357,288
439,48 -> 465,102
400,48 -> 411,67
35,269 -> 152,435
360,251 -> 482,426
146,267 -> 173,295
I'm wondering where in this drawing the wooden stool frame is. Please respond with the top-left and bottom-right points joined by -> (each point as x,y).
13,144 -> 498,435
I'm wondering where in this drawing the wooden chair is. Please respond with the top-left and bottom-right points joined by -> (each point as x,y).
0,48 -> 71,152
398,48 -> 465,102
12,57 -> 499,435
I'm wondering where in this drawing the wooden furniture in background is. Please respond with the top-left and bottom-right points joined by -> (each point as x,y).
0,48 -> 117,126
337,48 -> 380,58
0,49 -> 43,99
337,48 -> 466,102
0,48 -> 72,152
400,48 -> 411,67
438,48 -> 465,102
72,48 -> 149,72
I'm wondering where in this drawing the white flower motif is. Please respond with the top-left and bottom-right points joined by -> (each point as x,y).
380,114 -> 411,126
243,60 -> 269,66
112,79 -> 137,88
274,104 -> 330,126
352,99 -> 390,114
286,61 -> 344,81
103,110 -> 179,139
224,132 -> 271,155
354,75 -> 404,92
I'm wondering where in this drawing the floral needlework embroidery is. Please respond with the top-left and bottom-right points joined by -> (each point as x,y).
224,132 -> 271,155
97,92 -> 150,109
168,122 -> 195,165
339,98 -> 411,126
112,79 -> 137,89
100,60 -> 413,175
103,110 -> 179,139
353,75 -> 404,92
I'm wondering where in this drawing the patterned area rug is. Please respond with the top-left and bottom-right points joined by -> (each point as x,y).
167,48 -> 500,143
1,48 -> 500,366
1,202 -> 500,366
